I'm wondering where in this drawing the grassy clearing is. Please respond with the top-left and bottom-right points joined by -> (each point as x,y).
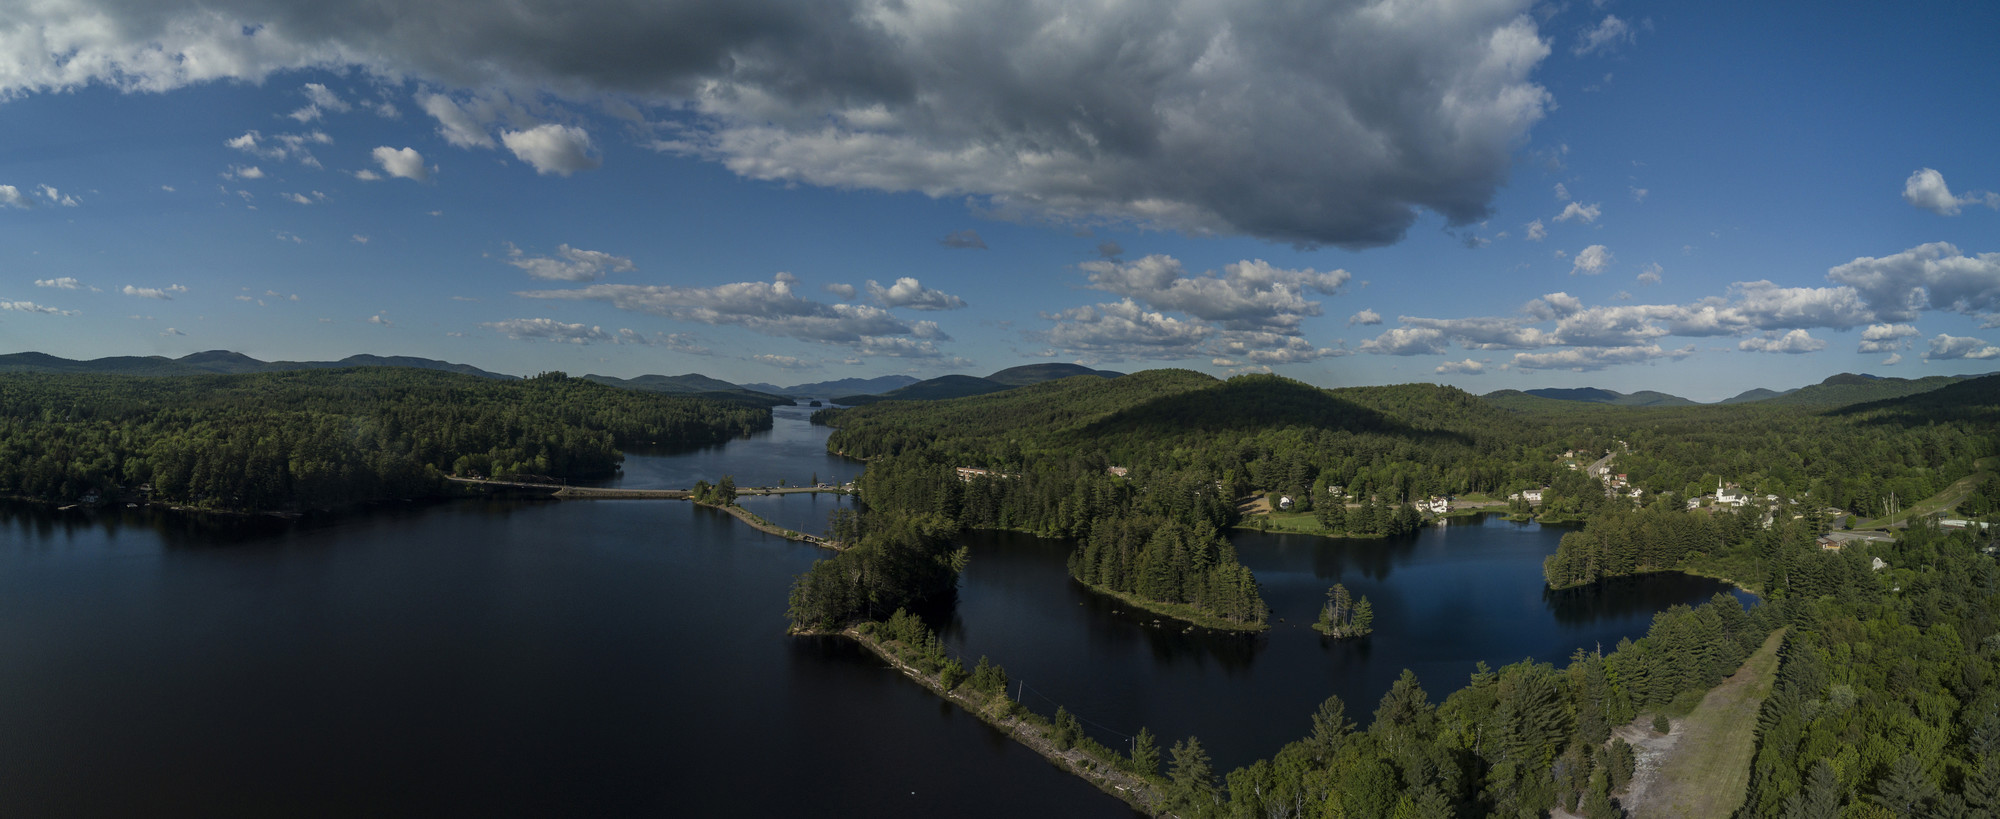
1849,455 -> 1996,530
1645,628 -> 1785,819
1239,510 -> 1332,535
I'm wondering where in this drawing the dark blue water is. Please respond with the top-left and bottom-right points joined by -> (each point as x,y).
938,520 -> 1752,773
0,500 -> 1123,818
598,403 -> 865,492
0,411 -> 1748,815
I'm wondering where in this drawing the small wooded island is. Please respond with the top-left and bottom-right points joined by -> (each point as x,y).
1312,583 -> 1374,638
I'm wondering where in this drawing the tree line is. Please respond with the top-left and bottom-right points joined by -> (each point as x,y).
0,368 -> 771,511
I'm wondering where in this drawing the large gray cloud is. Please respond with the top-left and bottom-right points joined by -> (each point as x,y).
1,0 -> 1554,247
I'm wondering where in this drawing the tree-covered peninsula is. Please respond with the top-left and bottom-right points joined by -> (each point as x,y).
0,368 -> 772,512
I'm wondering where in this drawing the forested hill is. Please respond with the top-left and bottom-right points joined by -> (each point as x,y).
0,368 -> 771,511
1520,386 -> 1698,407
1762,371 -> 1977,406
579,372 -> 787,406
821,369 -> 1219,459
0,350 -> 515,380
833,363 -> 1121,406
1836,372 -> 2000,426
822,372 -> 1547,502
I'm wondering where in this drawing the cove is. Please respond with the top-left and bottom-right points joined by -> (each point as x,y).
933,520 -> 1753,775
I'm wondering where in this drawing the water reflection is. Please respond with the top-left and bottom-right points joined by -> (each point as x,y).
597,404 -> 865,490
1545,574 -> 1755,626
936,513 -> 1753,773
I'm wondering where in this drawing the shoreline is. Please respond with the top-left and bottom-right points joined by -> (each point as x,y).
836,627 -> 1162,813
699,501 -> 844,550
1074,580 -> 1269,633
1548,565 -> 1763,597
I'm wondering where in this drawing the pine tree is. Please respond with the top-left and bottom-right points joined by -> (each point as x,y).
1351,597 -> 1374,635
1129,726 -> 1160,778
1167,737 -> 1218,818
1869,755 -> 1937,818
1964,756 -> 2000,814
1781,759 -> 1842,819
1309,694 -> 1352,762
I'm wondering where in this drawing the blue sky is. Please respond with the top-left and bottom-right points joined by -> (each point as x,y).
1,0 -> 1995,401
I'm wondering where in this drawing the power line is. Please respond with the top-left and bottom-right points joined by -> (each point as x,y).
1012,678 -> 1139,742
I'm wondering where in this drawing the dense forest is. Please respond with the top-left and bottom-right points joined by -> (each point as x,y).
1497,376 -> 1998,521
802,368 -> 2000,815
0,368 -> 771,511
822,372 -> 1556,507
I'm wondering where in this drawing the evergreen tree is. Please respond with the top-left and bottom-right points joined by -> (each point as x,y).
1869,755 -> 1938,818
1166,737 -> 1218,818
1129,727 -> 1160,778
1781,759 -> 1842,819
1309,694 -> 1353,763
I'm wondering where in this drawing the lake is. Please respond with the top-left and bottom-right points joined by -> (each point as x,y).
0,406 -> 1746,815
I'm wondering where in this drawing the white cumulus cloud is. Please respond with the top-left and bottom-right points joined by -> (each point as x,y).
122,284 -> 187,300
504,243 -> 636,282
1857,323 -> 1920,353
867,277 -> 966,311
519,273 -> 950,358
1825,242 -> 2000,322
420,93 -> 496,149
1,300 -> 77,315
1574,15 -> 1634,57
502,123 -> 600,175
1923,334 -> 2000,361
481,318 -> 612,344
1903,168 -> 1997,216
1571,244 -> 1612,275
1359,327 -> 1449,356
1554,201 -> 1601,224
1738,329 -> 1827,354
371,146 -> 429,181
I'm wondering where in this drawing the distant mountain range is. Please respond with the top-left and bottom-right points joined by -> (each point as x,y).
834,363 -> 1123,406
0,351 -> 1119,407
1519,387 -> 1697,407
738,375 -> 922,397
1486,372 -> 1989,411
0,350 -> 516,380
12,351 -> 1985,413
